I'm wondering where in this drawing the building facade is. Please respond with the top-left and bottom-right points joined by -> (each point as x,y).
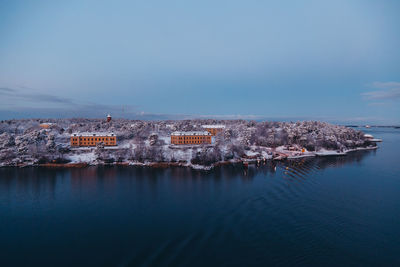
171,131 -> 212,145
70,133 -> 117,147
39,123 -> 53,129
201,125 -> 225,136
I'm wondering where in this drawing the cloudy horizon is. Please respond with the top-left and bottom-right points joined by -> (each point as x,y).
1,0 -> 399,124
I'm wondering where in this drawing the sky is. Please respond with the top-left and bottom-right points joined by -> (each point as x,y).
0,0 -> 399,124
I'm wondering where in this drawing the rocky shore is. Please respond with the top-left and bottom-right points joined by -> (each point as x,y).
0,119 -> 379,169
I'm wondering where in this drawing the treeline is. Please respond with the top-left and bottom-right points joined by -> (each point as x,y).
0,119 -> 369,166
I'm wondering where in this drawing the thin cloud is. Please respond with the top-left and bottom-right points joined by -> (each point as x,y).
362,89 -> 400,100
371,82 -> 400,89
0,86 -> 74,105
0,85 -> 143,119
367,102 -> 389,107
362,82 -> 400,100
0,87 -> 16,93
21,93 -> 74,104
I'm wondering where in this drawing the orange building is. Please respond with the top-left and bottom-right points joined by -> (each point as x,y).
39,123 -> 54,129
70,133 -> 117,147
171,131 -> 212,145
201,125 -> 225,136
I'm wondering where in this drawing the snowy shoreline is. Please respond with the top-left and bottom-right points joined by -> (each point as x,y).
0,119 -> 381,170
0,146 -> 378,170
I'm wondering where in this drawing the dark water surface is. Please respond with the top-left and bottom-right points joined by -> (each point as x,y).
1,128 -> 400,266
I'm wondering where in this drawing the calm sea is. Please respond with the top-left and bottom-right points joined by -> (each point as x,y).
1,128 -> 399,266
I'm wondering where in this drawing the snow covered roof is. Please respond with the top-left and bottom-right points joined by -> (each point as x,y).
364,134 -> 373,138
171,131 -> 211,136
201,125 -> 225,129
71,132 -> 116,137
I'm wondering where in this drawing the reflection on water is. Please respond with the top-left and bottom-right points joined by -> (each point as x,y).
0,150 -> 374,202
1,140 -> 399,266
279,150 -> 376,181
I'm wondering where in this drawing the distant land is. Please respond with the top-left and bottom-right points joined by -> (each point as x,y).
346,125 -> 400,129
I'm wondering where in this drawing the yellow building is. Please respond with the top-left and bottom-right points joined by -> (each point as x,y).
201,125 -> 225,136
171,131 -> 212,145
70,133 -> 117,147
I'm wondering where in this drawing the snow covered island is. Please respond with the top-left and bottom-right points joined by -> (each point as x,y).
0,119 -> 380,169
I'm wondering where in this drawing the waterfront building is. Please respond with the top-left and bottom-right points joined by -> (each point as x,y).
171,131 -> 212,145
364,134 -> 382,143
201,125 -> 225,136
70,132 -> 117,147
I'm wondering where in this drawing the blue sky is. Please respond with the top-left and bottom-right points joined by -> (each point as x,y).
0,0 -> 399,124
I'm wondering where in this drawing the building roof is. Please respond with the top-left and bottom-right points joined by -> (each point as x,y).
201,125 -> 225,129
71,132 -> 116,137
171,131 -> 211,136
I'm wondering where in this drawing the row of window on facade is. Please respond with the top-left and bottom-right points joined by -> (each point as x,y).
170,126 -> 225,145
170,132 -> 212,145
70,134 -> 117,147
71,137 -> 112,142
70,125 -> 225,147
175,136 -> 207,140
